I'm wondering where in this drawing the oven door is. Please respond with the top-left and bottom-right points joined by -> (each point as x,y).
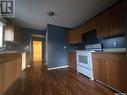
76,51 -> 92,70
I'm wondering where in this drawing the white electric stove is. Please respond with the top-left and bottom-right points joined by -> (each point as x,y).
76,43 -> 102,80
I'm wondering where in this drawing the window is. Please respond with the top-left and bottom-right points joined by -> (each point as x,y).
0,24 -> 3,48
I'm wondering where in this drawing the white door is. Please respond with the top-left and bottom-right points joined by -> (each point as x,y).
22,53 -> 26,70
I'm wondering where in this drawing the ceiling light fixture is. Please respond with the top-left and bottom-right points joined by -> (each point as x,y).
47,10 -> 55,17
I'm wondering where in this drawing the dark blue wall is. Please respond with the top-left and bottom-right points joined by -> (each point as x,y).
101,35 -> 126,49
47,24 -> 68,68
20,27 -> 46,63
20,28 -> 46,46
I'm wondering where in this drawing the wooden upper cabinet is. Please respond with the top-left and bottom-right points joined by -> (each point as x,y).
110,2 -> 124,35
86,19 -> 96,32
5,22 -> 15,41
68,2 -> 124,40
68,30 -> 75,44
96,1 -> 124,38
68,29 -> 82,44
96,9 -> 111,38
68,52 -> 76,70
68,19 -> 96,44
79,18 -> 96,34
5,22 -> 22,43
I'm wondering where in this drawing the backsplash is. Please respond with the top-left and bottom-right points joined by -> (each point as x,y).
66,43 -> 84,51
67,35 -> 125,51
101,35 -> 125,49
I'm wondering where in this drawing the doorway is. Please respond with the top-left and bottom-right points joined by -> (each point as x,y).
33,41 -> 42,63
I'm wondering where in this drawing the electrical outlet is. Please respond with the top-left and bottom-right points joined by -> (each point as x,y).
113,41 -> 117,47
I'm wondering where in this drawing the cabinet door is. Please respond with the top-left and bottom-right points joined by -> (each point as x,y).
68,52 -> 76,70
110,2 -> 124,35
106,53 -> 127,92
86,19 -> 96,32
68,30 -> 74,44
78,18 -> 96,34
92,54 -> 107,83
96,9 -> 111,38
75,29 -> 82,43
0,63 -> 5,95
5,22 -> 14,41
68,30 -> 82,44
14,26 -> 22,43
5,22 -> 22,43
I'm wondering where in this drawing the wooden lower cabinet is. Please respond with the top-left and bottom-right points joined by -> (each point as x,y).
92,56 -> 107,83
92,53 -> 127,92
0,53 -> 22,95
0,63 -> 5,95
68,52 -> 76,70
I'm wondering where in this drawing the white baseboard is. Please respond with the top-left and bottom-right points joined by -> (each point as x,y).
48,65 -> 68,70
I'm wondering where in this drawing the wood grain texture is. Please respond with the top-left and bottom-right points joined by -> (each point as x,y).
106,53 -> 127,92
79,18 -> 96,34
110,1 -> 124,35
5,22 -> 22,43
96,9 -> 111,38
96,1 -> 124,38
92,52 -> 127,93
67,1 -> 124,41
92,53 -> 107,83
0,53 -> 22,95
0,63 -> 5,95
68,29 -> 82,44
3,62 -> 115,95
68,52 -> 76,70
68,18 -> 96,44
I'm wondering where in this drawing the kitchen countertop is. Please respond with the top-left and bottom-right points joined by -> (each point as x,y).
68,48 -> 126,53
103,48 -> 126,52
0,52 -> 18,54
93,51 -> 126,54
0,50 -> 25,54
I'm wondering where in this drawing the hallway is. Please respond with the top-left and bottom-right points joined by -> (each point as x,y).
4,62 -> 115,95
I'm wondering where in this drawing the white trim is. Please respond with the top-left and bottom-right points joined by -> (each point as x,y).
95,79 -> 121,93
22,53 -> 26,70
48,65 -> 68,70
32,34 -> 45,38
46,31 -> 48,65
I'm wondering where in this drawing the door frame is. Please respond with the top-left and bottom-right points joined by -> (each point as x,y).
31,34 -> 44,64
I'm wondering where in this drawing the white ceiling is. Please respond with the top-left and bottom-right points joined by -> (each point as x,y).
12,0 -> 118,30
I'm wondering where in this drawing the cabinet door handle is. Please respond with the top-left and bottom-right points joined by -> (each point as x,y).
100,59 -> 105,63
